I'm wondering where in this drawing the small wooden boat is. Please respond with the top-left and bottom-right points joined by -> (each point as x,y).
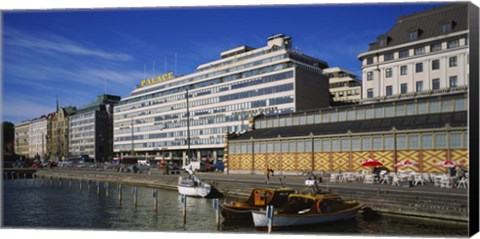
220,188 -> 296,220
251,193 -> 365,227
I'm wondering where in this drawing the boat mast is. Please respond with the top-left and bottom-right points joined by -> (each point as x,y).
186,88 -> 191,165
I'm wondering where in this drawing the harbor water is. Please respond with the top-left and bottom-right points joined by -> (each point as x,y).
2,179 -> 468,236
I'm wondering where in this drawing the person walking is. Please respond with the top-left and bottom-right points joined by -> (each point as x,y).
264,167 -> 271,184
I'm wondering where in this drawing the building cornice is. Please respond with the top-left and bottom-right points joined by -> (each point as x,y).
358,30 -> 469,60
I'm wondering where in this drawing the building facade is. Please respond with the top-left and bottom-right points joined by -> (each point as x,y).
28,115 -> 53,159
227,91 -> 468,174
358,3 -> 469,101
51,106 -> 76,160
14,121 -> 30,157
113,34 -> 331,164
324,67 -> 362,104
69,94 -> 120,162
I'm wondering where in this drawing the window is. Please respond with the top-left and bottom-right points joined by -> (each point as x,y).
400,65 -> 408,75
351,138 -> 361,151
430,101 -> 440,113
447,39 -> 459,49
367,88 -> 373,98
415,63 -> 423,73
399,50 -> 409,58
449,56 -> 457,67
332,139 -> 340,151
386,86 -> 393,96
408,135 -> 419,149
409,31 -> 418,40
432,60 -> 440,70
449,76 -> 458,87
384,53 -> 394,61
396,135 -> 406,150
322,139 -> 331,152
384,136 -> 394,150
314,139 -> 321,152
366,57 -> 373,65
430,43 -> 442,52
367,71 -> 373,81
379,38 -> 387,47
432,78 -> 440,90
414,47 -> 425,55
418,102 -> 427,114
400,83 -> 408,94
442,23 -> 452,33
373,137 -> 382,150
385,68 -> 392,78
362,137 -> 371,151
435,134 -> 447,149
416,81 -> 423,92
341,138 -> 350,151
421,134 -> 433,149
450,132 -> 462,148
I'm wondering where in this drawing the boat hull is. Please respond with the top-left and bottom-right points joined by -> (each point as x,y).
251,206 -> 362,227
220,204 -> 255,220
177,184 -> 211,197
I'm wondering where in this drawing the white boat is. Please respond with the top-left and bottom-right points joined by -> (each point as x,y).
251,193 -> 364,227
178,175 -> 212,197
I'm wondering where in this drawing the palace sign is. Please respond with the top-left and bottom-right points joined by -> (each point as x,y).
141,72 -> 174,87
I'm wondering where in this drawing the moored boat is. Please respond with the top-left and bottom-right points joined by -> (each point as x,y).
251,193 -> 365,227
220,188 -> 295,220
178,175 -> 212,197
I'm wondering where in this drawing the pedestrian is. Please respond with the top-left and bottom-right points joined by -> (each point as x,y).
264,167 -> 271,184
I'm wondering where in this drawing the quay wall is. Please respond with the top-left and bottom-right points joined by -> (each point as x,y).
31,169 -> 468,223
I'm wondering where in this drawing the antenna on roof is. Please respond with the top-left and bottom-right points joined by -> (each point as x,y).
175,53 -> 177,76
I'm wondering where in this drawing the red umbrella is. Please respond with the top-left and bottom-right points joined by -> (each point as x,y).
361,158 -> 383,167
436,160 -> 461,168
395,160 -> 418,167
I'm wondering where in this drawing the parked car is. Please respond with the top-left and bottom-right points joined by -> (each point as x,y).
214,161 -> 225,172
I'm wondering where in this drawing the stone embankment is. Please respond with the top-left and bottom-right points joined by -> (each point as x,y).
32,168 -> 469,224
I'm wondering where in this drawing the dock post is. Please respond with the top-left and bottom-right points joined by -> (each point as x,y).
105,182 -> 109,198
79,179 -> 83,192
153,189 -> 158,213
181,194 -> 187,224
213,198 -> 220,230
16,172 -> 20,180
87,180 -> 91,193
32,174 -> 36,185
96,181 -> 100,197
24,173 -> 27,184
133,187 -> 138,207
50,176 -> 53,186
59,177 -> 62,187
69,179 -> 72,190
267,205 -> 274,233
117,184 -> 122,204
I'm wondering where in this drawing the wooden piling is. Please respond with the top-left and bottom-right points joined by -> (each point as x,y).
105,182 -> 109,198
117,184 -> 122,204
153,189 -> 158,213
133,187 -> 138,207
182,194 -> 187,224
213,198 -> 220,230
96,181 -> 100,197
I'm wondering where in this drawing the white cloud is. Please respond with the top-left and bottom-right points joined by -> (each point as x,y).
4,28 -> 133,61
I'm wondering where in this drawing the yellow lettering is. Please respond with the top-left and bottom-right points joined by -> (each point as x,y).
168,72 -> 173,79
139,72 -> 175,87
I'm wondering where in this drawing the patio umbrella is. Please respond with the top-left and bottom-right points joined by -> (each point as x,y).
395,160 -> 418,167
435,160 -> 461,168
361,158 -> 383,167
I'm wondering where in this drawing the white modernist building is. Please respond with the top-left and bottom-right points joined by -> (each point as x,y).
113,34 -> 331,164
324,67 -> 362,104
358,3 -> 469,101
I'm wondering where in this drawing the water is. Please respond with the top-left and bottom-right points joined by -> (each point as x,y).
2,179 -> 468,237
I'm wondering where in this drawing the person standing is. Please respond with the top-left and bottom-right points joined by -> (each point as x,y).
264,167 -> 271,184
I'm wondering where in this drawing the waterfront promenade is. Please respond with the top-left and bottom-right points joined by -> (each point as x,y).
29,168 -> 469,223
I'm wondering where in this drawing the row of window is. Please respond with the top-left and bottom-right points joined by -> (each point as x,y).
256,96 -> 467,129
367,75 -> 459,98
114,137 -> 227,151
366,37 -> 466,65
229,131 -> 467,154
115,62 -> 292,115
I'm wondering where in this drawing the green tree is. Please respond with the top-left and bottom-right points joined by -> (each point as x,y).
3,121 -> 15,153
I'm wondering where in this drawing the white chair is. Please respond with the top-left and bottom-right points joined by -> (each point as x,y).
381,173 -> 391,184
456,177 -> 468,188
364,175 -> 374,184
440,177 -> 452,188
330,174 -> 338,183
391,174 -> 401,186
413,174 -> 425,185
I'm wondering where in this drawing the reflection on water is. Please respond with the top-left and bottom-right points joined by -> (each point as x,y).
2,179 -> 468,236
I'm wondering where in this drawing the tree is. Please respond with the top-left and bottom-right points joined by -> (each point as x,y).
3,121 -> 15,153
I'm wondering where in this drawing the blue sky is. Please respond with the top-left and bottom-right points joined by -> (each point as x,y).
2,2 -> 445,124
